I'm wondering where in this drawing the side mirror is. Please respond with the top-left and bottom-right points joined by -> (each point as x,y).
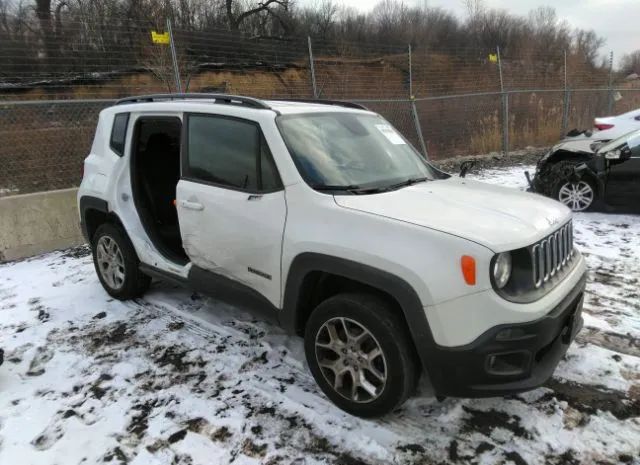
459,160 -> 476,178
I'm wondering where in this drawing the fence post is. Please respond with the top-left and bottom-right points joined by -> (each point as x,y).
561,49 -> 571,137
308,36 -> 318,99
408,44 -> 429,158
607,51 -> 614,115
408,44 -> 413,98
411,101 -> 428,159
497,46 -> 508,156
166,19 -> 182,93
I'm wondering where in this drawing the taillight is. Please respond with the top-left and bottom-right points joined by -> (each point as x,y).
595,123 -> 614,131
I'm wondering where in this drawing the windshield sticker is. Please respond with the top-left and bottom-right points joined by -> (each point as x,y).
375,124 -> 406,145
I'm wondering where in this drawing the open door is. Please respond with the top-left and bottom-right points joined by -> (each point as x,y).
130,116 -> 188,264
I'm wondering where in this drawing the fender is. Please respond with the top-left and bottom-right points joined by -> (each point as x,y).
79,195 -> 109,241
281,252 -> 443,385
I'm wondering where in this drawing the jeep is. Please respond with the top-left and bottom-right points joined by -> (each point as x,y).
78,93 -> 587,417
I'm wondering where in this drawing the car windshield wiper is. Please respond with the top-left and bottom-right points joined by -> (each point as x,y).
313,184 -> 389,194
313,177 -> 429,194
385,177 -> 429,191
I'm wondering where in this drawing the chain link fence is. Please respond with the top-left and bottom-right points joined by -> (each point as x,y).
1,18 -> 639,196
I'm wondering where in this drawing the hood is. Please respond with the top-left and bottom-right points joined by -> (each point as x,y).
333,178 -> 572,252
551,138 -> 597,155
551,126 -> 619,155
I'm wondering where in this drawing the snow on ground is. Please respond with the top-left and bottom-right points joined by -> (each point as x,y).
1,165 -> 639,465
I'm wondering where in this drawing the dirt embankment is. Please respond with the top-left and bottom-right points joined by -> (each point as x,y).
432,147 -> 547,174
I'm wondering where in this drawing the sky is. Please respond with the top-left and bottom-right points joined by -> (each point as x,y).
311,0 -> 639,64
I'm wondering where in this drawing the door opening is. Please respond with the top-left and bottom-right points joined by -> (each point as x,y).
131,116 -> 188,264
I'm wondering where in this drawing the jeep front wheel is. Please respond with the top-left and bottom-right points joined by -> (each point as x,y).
304,293 -> 419,417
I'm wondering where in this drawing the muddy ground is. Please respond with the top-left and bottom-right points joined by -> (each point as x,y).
0,165 -> 638,465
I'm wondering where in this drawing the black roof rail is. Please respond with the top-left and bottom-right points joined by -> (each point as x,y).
115,93 -> 271,110
268,98 -> 368,111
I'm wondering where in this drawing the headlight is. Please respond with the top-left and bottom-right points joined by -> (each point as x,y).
493,252 -> 512,288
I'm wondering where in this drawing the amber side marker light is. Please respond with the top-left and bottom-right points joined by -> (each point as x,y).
461,255 -> 476,285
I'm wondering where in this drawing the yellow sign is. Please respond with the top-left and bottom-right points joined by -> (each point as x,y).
151,31 -> 170,45
488,53 -> 498,63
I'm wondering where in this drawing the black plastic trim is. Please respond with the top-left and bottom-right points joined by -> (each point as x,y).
433,271 -> 587,397
281,252 -> 441,384
116,93 -> 272,110
269,98 -> 369,111
188,265 -> 280,325
79,196 -> 109,241
140,263 -> 188,287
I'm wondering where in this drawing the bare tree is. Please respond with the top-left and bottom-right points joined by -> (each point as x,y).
528,7 -> 570,56
573,29 -> 605,67
463,0 -> 484,39
620,50 -> 640,75
315,0 -> 337,39
225,0 -> 291,33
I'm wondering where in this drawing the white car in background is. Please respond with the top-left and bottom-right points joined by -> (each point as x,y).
593,108 -> 640,140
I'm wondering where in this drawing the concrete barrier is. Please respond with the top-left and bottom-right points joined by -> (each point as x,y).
0,188 -> 84,262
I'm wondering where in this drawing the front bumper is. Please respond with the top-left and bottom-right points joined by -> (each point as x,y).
427,271 -> 586,397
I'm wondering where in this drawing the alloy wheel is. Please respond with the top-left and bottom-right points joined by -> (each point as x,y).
558,181 -> 594,212
315,317 -> 387,403
96,236 -> 126,290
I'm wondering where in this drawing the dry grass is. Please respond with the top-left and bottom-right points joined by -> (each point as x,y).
1,58 -> 638,194
0,127 -> 92,194
468,113 -> 502,155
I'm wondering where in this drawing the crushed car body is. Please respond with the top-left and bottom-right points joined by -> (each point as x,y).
527,129 -> 640,213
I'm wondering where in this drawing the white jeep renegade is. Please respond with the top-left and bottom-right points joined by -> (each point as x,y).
79,94 -> 587,417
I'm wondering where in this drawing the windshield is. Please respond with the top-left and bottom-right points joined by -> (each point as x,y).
597,128 -> 640,154
277,112 -> 438,192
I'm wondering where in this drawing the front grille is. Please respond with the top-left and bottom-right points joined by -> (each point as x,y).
531,221 -> 574,288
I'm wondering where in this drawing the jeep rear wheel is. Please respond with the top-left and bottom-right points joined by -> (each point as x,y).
91,223 -> 151,300
304,293 -> 419,417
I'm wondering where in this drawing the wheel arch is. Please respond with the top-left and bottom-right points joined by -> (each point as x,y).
554,161 -> 603,196
545,149 -> 593,165
281,253 -> 438,375
79,196 -> 126,243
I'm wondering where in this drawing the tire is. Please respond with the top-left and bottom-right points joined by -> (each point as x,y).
304,292 -> 419,418
551,162 -> 596,212
91,223 -> 151,300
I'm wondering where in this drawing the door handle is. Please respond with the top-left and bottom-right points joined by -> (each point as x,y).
180,200 -> 204,211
